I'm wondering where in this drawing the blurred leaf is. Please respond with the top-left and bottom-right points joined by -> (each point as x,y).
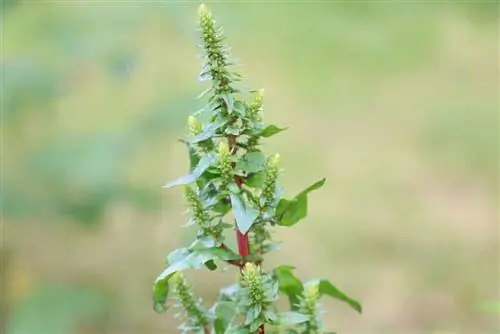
7,284 -> 109,334
278,311 -> 309,325
273,265 -> 303,310
306,279 -> 362,313
189,117 -> 227,143
163,154 -> 217,188
258,125 -> 288,138
153,243 -> 240,313
236,151 -> 266,174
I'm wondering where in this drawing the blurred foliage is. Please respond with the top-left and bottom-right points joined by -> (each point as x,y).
7,284 -> 110,334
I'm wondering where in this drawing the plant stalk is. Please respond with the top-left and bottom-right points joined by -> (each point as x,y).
228,134 -> 264,334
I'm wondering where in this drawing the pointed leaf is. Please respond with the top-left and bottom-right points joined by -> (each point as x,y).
162,154 -> 216,188
222,94 -> 234,114
187,144 -> 200,172
258,125 -> 287,138
278,311 -> 309,325
152,273 -> 173,313
230,193 -> 259,234
196,87 -> 213,99
276,178 -> 326,226
307,279 -> 362,313
189,117 -> 227,143
236,151 -> 266,174
273,265 -> 303,310
213,301 -> 238,334
152,245 -> 240,312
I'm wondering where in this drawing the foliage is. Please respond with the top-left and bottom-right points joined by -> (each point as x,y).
152,5 -> 361,333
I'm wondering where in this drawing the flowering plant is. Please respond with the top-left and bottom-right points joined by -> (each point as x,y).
152,5 -> 361,333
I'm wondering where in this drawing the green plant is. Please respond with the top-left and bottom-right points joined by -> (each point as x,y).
152,4 -> 362,333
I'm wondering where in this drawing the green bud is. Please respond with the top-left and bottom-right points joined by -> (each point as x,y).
184,186 -> 209,226
249,89 -> 264,122
218,140 -> 230,156
262,154 -> 280,207
172,272 -> 210,328
188,116 -> 202,136
241,263 -> 265,305
217,140 -> 233,184
197,3 -> 211,19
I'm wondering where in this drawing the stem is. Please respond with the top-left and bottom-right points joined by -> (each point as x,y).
228,135 -> 265,334
228,135 -> 251,263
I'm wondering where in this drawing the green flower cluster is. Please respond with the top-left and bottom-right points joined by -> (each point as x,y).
262,154 -> 280,208
184,186 -> 221,237
198,4 -> 238,103
239,263 -> 279,331
172,272 -> 210,332
296,283 -> 325,333
217,141 -> 233,185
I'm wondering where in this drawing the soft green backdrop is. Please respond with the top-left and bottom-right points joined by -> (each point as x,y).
2,1 -> 498,333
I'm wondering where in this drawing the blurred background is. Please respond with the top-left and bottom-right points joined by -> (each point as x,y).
2,1 -> 499,333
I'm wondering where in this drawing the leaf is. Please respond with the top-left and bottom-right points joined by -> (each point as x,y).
222,93 -> 234,114
152,245 -> 240,312
278,311 -> 309,325
233,101 -> 246,115
258,125 -> 287,138
245,171 -> 266,188
276,178 -> 326,227
236,151 -> 266,174
152,272 -> 173,313
273,265 -> 303,310
187,144 -> 200,172
230,193 -> 259,235
162,154 -> 216,188
307,279 -> 362,314
189,117 -> 227,143
212,301 -> 238,334
225,325 -> 250,334
196,87 -> 213,99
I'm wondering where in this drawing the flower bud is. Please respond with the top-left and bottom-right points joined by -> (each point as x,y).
172,272 -> 209,328
217,140 -> 232,184
262,154 -> 280,207
188,116 -> 202,136
184,186 -> 209,226
241,263 -> 264,305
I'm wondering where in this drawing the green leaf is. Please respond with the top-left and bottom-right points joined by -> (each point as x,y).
152,245 -> 240,312
222,94 -> 234,114
233,101 -> 246,115
230,193 -> 259,234
163,154 -> 216,188
187,144 -> 200,172
259,125 -> 287,138
276,178 -> 326,227
237,151 -> 266,174
196,87 -> 213,99
307,279 -> 362,314
212,301 -> 238,334
273,265 -> 303,310
204,260 -> 217,271
152,272 -> 173,313
278,311 -> 309,325
245,171 -> 266,188
189,117 -> 227,143
225,325 -> 250,334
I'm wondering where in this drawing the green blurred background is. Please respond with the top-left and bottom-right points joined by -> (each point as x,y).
2,1 -> 499,333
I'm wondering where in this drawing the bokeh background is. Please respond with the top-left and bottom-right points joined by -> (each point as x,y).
2,1 -> 499,333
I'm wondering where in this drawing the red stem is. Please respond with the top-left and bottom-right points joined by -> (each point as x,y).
229,135 -> 264,334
